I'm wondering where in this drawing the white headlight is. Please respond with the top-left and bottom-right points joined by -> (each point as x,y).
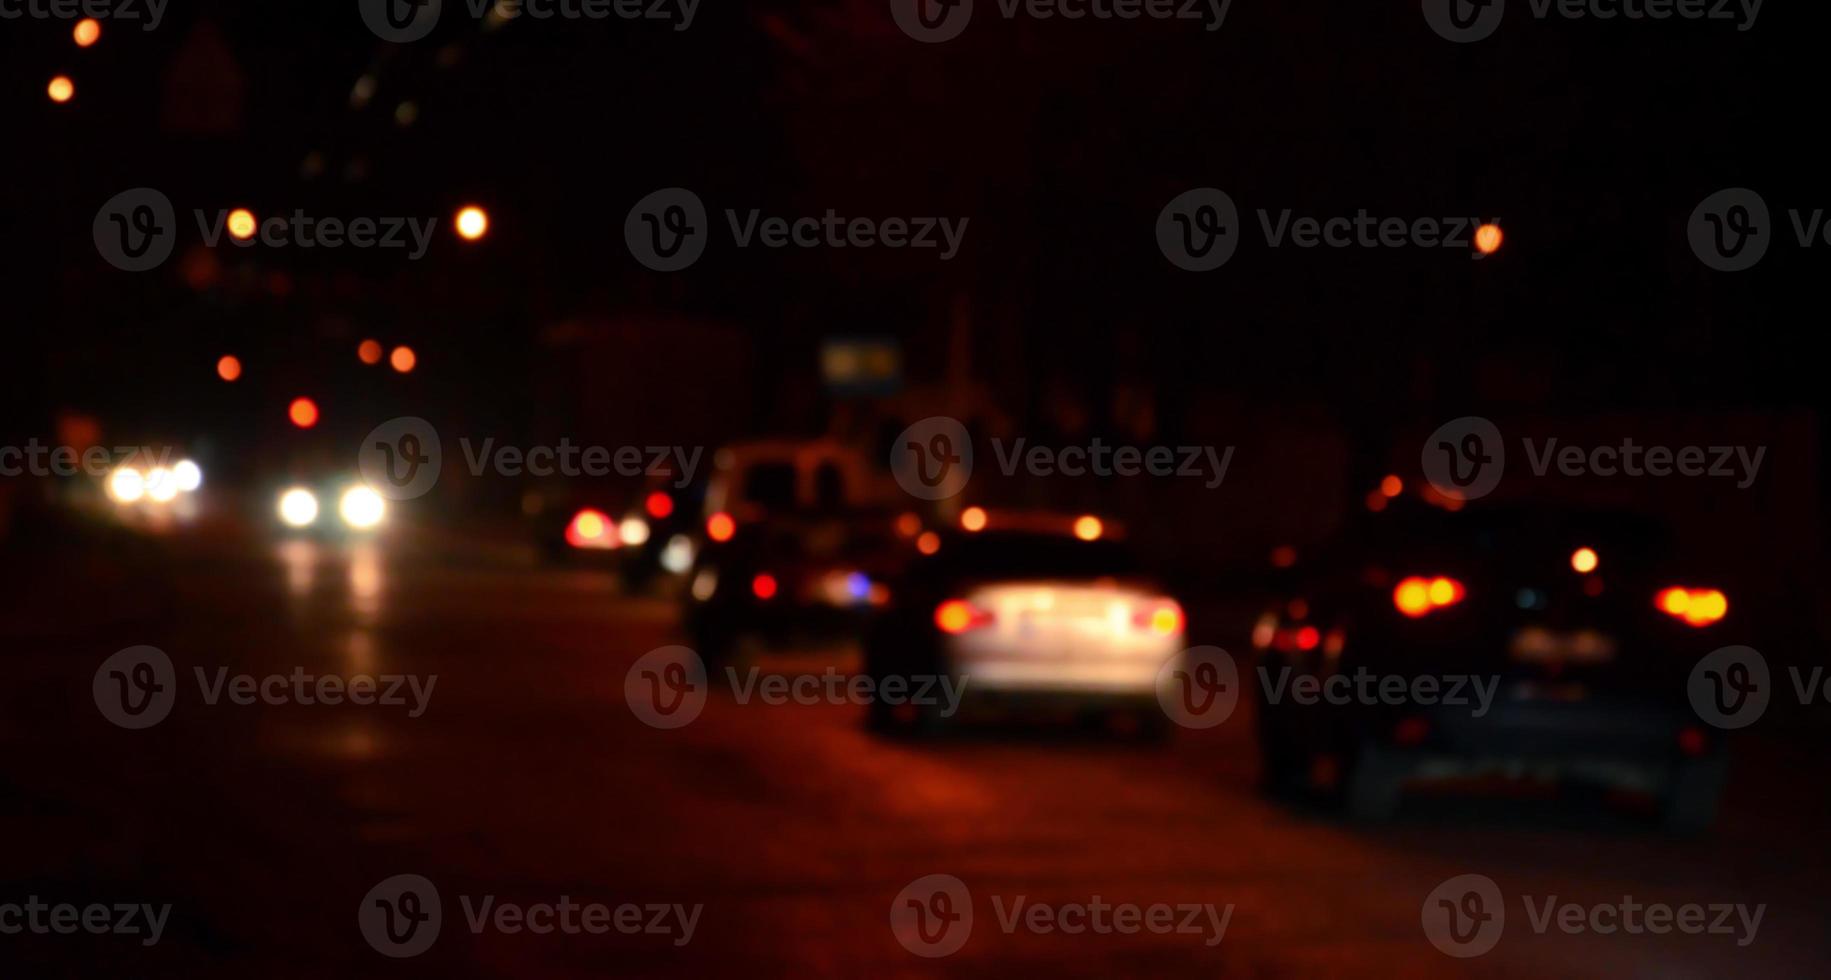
339,486 -> 386,530
145,467 -> 179,503
618,516 -> 650,547
107,466 -> 146,504
278,488 -> 319,528
660,534 -> 694,574
173,459 -> 203,492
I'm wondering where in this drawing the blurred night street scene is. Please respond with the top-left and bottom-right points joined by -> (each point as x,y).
3,0 -> 1830,976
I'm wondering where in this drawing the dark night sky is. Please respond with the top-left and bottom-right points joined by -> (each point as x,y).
1,1 -> 1820,446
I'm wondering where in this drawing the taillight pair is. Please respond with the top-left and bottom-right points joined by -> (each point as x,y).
1392,576 -> 1466,618
1656,587 -> 1728,627
933,598 -> 1185,636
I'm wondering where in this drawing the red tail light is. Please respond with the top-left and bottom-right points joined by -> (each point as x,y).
751,573 -> 778,600
565,508 -> 617,549
1132,600 -> 1185,636
645,491 -> 674,520
1656,587 -> 1727,627
1393,576 -> 1465,618
935,599 -> 994,634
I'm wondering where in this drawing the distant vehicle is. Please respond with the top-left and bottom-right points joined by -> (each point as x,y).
536,467 -> 706,594
270,475 -> 388,537
1252,490 -> 1731,831
860,511 -> 1187,737
682,439 -> 906,659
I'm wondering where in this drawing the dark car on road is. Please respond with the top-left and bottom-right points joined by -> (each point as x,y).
1252,491 -> 1733,831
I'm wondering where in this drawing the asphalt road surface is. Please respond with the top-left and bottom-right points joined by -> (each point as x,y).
3,521 -> 1827,977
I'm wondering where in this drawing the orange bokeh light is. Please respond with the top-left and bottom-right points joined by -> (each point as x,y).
288,397 -> 319,429
1380,474 -> 1403,498
389,346 -> 417,373
358,339 -> 384,365
216,355 -> 242,382
48,76 -> 75,103
1474,223 -> 1504,255
74,18 -> 101,47
706,512 -> 736,543
960,506 -> 988,532
227,208 -> 257,240
1570,547 -> 1599,574
1072,515 -> 1104,541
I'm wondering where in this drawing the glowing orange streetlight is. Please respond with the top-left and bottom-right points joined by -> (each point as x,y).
1474,223 -> 1504,255
389,345 -> 417,374
454,205 -> 489,242
48,76 -> 75,104
358,339 -> 384,365
288,397 -> 320,429
74,18 -> 101,47
227,208 -> 257,240
216,355 -> 242,382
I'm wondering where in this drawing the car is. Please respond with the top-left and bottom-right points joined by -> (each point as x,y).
860,511 -> 1187,737
1251,488 -> 1732,832
270,475 -> 389,537
536,468 -> 706,594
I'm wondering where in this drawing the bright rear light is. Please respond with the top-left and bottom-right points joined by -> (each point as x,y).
960,506 -> 988,532
706,511 -> 736,543
1571,547 -> 1599,573
1132,601 -> 1185,636
645,492 -> 674,519
751,573 -> 778,600
1657,587 -> 1727,627
1072,515 -> 1104,541
566,508 -> 615,549
618,516 -> 650,546
1394,576 -> 1465,618
935,599 -> 993,634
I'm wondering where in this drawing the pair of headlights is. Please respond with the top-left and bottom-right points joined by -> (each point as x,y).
278,486 -> 386,530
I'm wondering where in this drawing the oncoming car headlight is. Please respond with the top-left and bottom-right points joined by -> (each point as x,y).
339,486 -> 386,530
278,487 -> 319,528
